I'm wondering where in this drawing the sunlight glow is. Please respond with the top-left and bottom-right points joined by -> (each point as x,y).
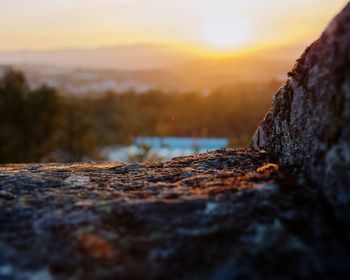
200,15 -> 253,51
0,0 -> 347,54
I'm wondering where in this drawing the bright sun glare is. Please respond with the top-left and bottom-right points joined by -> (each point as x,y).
199,11 -> 253,52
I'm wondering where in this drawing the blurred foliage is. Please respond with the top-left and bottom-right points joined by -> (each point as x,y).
0,68 -> 279,163
86,83 -> 277,147
125,143 -> 162,162
0,68 -> 96,163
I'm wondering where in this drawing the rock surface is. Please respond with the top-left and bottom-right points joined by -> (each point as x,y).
1,149 -> 350,279
252,3 -> 350,232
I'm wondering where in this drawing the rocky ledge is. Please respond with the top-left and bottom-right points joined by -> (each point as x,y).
1,149 -> 350,279
1,3 -> 350,280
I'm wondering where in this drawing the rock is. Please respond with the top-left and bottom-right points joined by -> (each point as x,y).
1,149 -> 350,279
252,3 -> 350,233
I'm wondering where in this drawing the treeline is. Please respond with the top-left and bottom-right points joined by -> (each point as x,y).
0,69 -> 95,163
0,68 -> 279,163
87,84 -> 277,146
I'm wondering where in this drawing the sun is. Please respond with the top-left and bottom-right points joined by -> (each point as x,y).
200,15 -> 253,52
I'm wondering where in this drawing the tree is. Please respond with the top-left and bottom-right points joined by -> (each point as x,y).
24,86 -> 62,161
0,68 -> 29,162
58,97 -> 97,162
0,68 -> 97,163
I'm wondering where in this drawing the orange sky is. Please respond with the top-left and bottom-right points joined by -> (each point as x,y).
0,0 -> 347,54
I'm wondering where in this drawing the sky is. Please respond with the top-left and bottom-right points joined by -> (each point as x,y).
0,0 -> 347,54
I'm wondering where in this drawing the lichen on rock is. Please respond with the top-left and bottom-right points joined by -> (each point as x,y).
1,149 -> 350,279
252,3 -> 350,234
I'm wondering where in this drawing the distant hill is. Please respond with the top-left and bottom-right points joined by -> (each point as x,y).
0,44 -> 195,71
0,43 -> 306,93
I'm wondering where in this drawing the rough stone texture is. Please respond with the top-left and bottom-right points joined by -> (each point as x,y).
1,149 -> 350,279
252,3 -> 350,233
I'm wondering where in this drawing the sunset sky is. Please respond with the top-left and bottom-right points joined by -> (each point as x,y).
0,0 -> 347,54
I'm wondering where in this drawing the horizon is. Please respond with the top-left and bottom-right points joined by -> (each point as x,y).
0,0 -> 347,57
